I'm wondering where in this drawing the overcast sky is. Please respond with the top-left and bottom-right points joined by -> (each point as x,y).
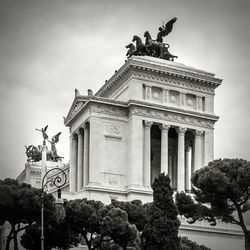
0,0 -> 249,179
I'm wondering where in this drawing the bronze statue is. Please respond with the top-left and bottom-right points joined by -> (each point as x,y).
47,132 -> 63,162
125,43 -> 136,58
156,17 -> 177,43
132,35 -> 148,55
25,145 -> 42,162
28,126 -> 63,162
35,125 -> 49,146
126,17 -> 178,61
144,31 -> 162,57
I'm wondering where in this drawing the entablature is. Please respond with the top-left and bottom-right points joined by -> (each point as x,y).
95,56 -> 222,98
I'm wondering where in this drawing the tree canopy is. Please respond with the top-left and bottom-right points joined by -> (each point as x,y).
142,173 -> 180,250
176,159 -> 250,250
0,178 -> 54,250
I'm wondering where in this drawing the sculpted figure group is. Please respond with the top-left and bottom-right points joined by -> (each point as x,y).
126,17 -> 178,61
25,125 -> 63,162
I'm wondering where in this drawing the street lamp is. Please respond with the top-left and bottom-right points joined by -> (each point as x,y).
41,167 -> 67,250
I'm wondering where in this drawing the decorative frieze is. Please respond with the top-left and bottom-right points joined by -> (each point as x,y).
89,103 -> 128,117
130,106 -> 215,128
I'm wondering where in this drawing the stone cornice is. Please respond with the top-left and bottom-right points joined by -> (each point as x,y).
65,96 -> 219,129
95,56 -> 222,98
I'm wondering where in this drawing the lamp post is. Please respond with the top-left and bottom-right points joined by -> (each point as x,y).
41,167 -> 67,250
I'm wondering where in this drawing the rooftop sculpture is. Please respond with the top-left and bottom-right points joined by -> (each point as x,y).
25,126 -> 63,162
126,17 -> 178,61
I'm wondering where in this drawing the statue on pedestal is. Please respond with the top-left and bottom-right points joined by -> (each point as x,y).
25,126 -> 63,162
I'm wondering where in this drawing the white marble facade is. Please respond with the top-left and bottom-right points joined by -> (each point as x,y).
64,56 -> 221,203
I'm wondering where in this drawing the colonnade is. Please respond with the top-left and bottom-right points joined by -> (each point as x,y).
70,124 -> 89,192
143,121 -> 204,191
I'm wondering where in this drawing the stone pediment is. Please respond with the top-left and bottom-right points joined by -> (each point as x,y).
64,95 -> 127,126
64,98 -> 86,125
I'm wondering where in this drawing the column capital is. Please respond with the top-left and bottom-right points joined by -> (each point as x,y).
160,124 -> 171,131
144,121 -> 153,128
195,130 -> 204,137
81,123 -> 88,130
176,127 -> 187,134
75,129 -> 81,136
70,133 -> 77,140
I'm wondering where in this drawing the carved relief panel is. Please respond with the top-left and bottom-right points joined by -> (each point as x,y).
151,87 -> 162,103
169,90 -> 180,106
186,94 -> 196,110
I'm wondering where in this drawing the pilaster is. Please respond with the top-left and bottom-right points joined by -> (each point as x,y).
76,129 -> 83,191
144,121 -> 153,187
70,134 -> 77,192
83,123 -> 89,187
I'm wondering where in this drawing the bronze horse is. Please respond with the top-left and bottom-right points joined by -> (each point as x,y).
132,35 -> 148,55
144,31 -> 177,61
125,43 -> 136,58
144,31 -> 162,58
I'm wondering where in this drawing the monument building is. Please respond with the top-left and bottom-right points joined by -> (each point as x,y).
64,56 -> 245,250
64,55 -> 221,203
13,18 -> 245,250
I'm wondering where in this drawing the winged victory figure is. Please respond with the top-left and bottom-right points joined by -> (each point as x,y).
35,125 -> 49,146
48,132 -> 63,161
156,17 -> 177,43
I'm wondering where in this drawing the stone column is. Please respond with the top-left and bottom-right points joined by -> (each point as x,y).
77,129 -> 83,191
160,124 -> 170,174
185,146 -> 192,191
70,134 -> 77,192
144,121 -> 153,187
83,124 -> 89,187
177,127 -> 187,191
194,130 -> 204,172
